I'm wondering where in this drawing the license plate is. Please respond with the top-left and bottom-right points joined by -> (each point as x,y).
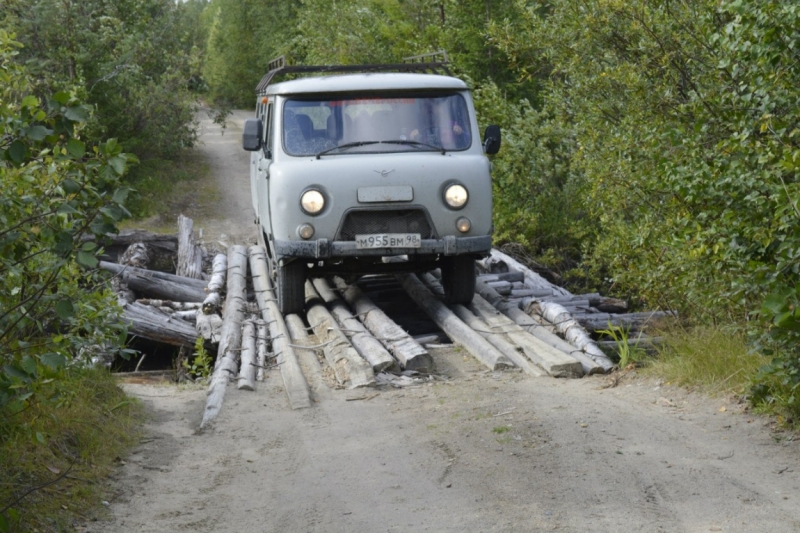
355,233 -> 421,249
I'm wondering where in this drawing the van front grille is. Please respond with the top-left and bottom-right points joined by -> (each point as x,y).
336,209 -> 436,240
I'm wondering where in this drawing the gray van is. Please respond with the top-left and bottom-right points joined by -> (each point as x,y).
243,53 -> 501,314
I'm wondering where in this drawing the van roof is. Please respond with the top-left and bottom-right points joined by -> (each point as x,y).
265,73 -> 468,96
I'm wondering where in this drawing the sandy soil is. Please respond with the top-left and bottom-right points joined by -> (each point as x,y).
83,112 -> 800,533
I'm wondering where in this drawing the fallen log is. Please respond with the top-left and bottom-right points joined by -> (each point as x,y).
527,301 -> 615,372
480,249 -> 572,297
237,319 -> 257,391
255,319 -> 270,381
201,245 -> 248,428
177,214 -> 204,280
334,277 -> 433,372
121,301 -> 198,347
395,272 -> 512,371
137,299 -> 202,311
203,253 -> 228,314
284,314 -> 331,400
305,281 -> 376,389
86,230 -> 178,272
477,271 -> 525,283
312,278 -> 397,373
196,310 -> 222,343
100,261 -> 208,302
248,246 -> 312,409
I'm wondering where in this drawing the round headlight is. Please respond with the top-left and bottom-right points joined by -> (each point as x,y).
300,189 -> 325,215
444,184 -> 468,209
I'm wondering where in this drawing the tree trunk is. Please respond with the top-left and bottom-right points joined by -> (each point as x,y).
120,301 -> 198,347
203,253 -> 227,314
177,214 -> 204,280
100,261 -> 208,302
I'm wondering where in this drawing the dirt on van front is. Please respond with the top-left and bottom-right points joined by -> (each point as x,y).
83,111 -> 800,533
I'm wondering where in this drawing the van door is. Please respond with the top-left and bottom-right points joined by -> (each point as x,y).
256,101 -> 274,242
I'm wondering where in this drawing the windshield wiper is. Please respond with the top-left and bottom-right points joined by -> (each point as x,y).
316,141 -> 380,159
382,139 -> 446,155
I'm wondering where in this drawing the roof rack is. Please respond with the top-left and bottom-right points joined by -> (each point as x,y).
255,50 -> 452,94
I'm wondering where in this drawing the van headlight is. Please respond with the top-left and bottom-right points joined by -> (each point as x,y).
300,189 -> 325,215
444,184 -> 468,209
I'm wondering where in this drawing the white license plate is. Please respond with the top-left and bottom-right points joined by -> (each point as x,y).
355,233 -> 421,249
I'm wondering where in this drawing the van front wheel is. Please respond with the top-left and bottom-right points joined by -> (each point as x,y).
277,260 -> 306,315
441,256 -> 476,305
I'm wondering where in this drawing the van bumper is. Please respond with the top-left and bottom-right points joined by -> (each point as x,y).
274,235 -> 492,260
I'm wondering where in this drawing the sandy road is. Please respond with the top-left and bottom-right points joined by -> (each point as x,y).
85,111 -> 800,533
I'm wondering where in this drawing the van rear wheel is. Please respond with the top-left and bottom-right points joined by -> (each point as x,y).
441,256 -> 476,305
277,260 -> 306,315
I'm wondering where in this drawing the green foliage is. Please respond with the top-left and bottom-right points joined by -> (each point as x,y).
183,337 -> 213,382
597,323 -> 647,369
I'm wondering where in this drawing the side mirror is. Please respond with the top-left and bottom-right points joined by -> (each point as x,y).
483,125 -> 501,155
243,118 -> 263,151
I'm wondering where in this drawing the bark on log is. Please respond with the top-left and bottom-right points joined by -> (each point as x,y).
255,320 -> 269,382
527,301 -> 615,372
474,280 -> 604,375
451,304 -> 544,377
480,249 -> 572,297
248,246 -> 312,409
305,281 -> 376,388
238,319 -> 257,391
137,299 -> 202,311
201,245 -> 248,428
285,314 -> 331,400
196,310 -> 222,343
203,254 -> 227,314
84,230 -> 177,272
100,261 -> 208,302
334,277 -> 433,372
119,242 -> 149,269
121,301 -> 198,347
177,214 -> 204,280
395,272 -> 512,371
312,278 -> 397,373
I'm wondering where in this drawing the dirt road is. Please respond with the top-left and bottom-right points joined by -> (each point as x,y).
87,112 -> 800,533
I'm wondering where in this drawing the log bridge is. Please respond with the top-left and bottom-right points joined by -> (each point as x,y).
100,217 -> 671,428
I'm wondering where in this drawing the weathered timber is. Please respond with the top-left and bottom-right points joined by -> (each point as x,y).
285,314 -> 331,400
312,278 -> 397,373
203,253 -> 227,314
474,280 -> 604,375
137,299 -> 202,311
395,272 -> 512,371
467,295 -> 585,378
451,304 -> 545,377
121,301 -> 198,347
334,277 -> 433,372
238,319 -> 257,391
172,310 -> 197,322
177,214 -> 204,280
476,271 -> 525,283
196,310 -> 222,343
255,320 -> 269,381
100,261 -> 208,302
305,281 -> 376,388
510,289 -> 553,298
576,311 -> 674,333
119,242 -> 149,269
485,280 -> 512,295
201,245 -> 248,428
528,301 -> 615,372
248,246 -> 312,409
85,230 -> 177,272
480,249 -> 572,297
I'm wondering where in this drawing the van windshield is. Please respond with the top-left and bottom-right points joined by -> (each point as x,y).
282,93 -> 472,156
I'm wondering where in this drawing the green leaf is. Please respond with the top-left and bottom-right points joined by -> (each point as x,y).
112,188 -> 129,204
20,356 -> 37,376
81,241 -> 97,252
52,91 -> 70,105
109,156 -> 127,176
61,178 -> 81,194
57,203 -> 79,215
0,511 -> 9,533
40,353 -> 67,370
35,432 -> 46,445
21,95 -> 39,109
763,291 -> 791,315
53,231 -> 73,256
64,105 -> 90,122
55,299 -> 74,320
8,140 -> 26,164
25,125 -> 51,141
66,138 -> 86,159
76,250 -> 99,268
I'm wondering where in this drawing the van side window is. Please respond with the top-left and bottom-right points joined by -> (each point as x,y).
264,103 -> 273,157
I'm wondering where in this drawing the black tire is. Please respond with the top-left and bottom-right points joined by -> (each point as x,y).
277,260 -> 306,315
440,256 -> 476,305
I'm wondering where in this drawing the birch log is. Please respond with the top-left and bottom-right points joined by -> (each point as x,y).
238,319 -> 257,391
395,272 -> 512,371
312,278 -> 396,373
305,281 -> 375,388
248,246 -> 312,409
528,301 -> 615,372
334,277 -> 432,372
201,245 -> 248,428
284,314 -> 330,399
177,214 -> 204,280
203,253 -> 227,314
255,320 -> 269,381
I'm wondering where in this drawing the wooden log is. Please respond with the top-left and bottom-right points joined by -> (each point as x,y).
238,319 -> 257,391
467,295 -> 584,378
510,289 -> 553,298
312,278 -> 397,373
528,301 -> 615,372
395,272 -> 512,371
201,245 -> 248,428
576,312 -> 672,333
480,249 -> 572,297
451,304 -> 544,377
305,281 -> 376,388
196,310 -> 222,343
284,314 -> 331,399
137,299 -> 202,311
119,242 -> 149,269
485,280 -> 512,295
477,271 -> 525,283
84,230 -> 178,272
474,280 -> 604,375
334,277 -> 433,372
255,320 -> 269,381
203,254 -> 227,314
100,261 -> 208,301
172,310 -> 197,322
177,214 -> 204,280
248,246 -> 312,409
121,301 -> 198,347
